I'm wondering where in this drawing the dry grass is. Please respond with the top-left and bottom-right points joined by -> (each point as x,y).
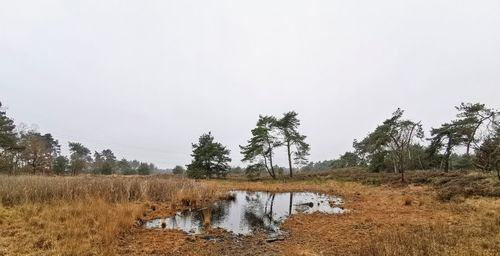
290,168 -> 500,201
1,174 -> 500,256
0,199 -> 143,256
0,175 -> 223,207
0,175 -> 226,256
202,178 -> 500,256
353,198 -> 500,256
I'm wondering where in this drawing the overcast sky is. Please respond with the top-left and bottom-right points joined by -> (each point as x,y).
1,1 -> 499,168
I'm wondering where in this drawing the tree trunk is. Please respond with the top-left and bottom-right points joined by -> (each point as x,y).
31,160 -> 36,175
417,154 -> 424,170
269,155 -> 276,179
268,152 -> 276,179
267,194 -> 275,217
444,135 -> 453,173
391,155 -> 398,174
266,139 -> 276,179
443,157 -> 450,173
263,155 -> 275,179
287,141 -> 293,178
466,141 -> 471,157
11,153 -> 18,175
398,153 -> 405,183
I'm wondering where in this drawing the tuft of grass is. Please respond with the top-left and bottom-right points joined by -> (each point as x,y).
403,197 -> 412,206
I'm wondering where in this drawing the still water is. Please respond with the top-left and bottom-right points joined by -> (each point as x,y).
144,191 -> 344,235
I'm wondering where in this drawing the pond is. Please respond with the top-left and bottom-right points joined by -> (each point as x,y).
144,191 -> 344,236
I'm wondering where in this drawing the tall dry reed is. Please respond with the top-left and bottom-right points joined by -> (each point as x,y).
0,175 -> 222,207
0,175 -> 227,255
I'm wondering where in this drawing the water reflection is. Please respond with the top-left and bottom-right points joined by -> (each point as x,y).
144,191 -> 344,235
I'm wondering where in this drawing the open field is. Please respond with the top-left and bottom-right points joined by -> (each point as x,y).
1,170 -> 500,256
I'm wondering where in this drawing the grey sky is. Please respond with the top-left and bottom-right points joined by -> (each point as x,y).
1,0 -> 499,168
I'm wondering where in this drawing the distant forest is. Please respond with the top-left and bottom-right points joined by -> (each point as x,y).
1,101 -> 499,180
0,101 -> 163,175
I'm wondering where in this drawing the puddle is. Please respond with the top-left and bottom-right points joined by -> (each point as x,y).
144,191 -> 344,235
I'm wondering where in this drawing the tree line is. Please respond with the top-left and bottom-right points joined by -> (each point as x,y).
2,100 -> 498,181
0,101 -> 161,175
304,103 -> 499,181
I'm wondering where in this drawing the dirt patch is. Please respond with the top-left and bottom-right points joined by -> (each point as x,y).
117,228 -> 278,256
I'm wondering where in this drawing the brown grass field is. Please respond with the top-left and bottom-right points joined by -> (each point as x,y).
0,170 -> 499,256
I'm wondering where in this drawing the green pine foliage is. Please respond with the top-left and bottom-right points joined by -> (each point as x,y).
187,132 -> 231,179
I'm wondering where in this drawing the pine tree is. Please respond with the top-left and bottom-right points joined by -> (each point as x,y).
0,102 -> 19,173
187,132 -> 231,179
276,111 -> 310,178
0,102 -> 17,151
240,115 -> 281,179
68,142 -> 91,175
354,109 -> 424,182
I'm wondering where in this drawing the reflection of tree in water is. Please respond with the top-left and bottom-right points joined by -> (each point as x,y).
164,209 -> 202,234
208,201 -> 231,227
156,191 -> 340,235
168,201 -> 232,232
243,192 -> 282,233
198,203 -> 230,231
